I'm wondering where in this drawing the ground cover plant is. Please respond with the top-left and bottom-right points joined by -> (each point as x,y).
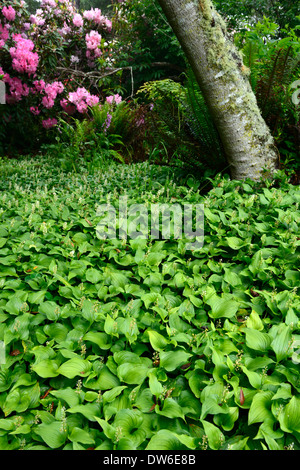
0,156 -> 299,450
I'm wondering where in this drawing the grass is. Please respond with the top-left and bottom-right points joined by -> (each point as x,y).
0,155 -> 299,450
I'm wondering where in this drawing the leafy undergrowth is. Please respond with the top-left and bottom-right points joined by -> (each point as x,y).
0,157 -> 299,450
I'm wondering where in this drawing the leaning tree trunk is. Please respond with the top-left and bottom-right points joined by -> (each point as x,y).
157,0 -> 279,180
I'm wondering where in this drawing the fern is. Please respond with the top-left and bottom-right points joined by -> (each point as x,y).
183,68 -> 227,171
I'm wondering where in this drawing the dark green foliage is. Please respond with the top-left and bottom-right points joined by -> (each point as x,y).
0,157 -> 299,450
235,19 -> 300,167
137,75 -> 227,175
213,0 -> 300,35
111,0 -> 185,93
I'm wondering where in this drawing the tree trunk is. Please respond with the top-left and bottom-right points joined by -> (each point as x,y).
157,0 -> 279,180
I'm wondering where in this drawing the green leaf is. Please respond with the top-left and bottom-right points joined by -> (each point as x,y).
69,427 -> 95,445
160,350 -> 191,371
67,403 -> 101,421
148,370 -> 163,397
244,328 -> 271,352
204,291 -> 238,319
10,424 -> 31,435
28,290 -> 47,305
155,398 -> 185,420
102,386 -> 127,404
201,419 -> 225,450
271,383 -> 292,401
278,396 -> 300,433
50,387 -> 80,408
146,430 -> 188,450
246,310 -> 264,331
94,417 -> 116,441
35,421 -> 67,449
57,357 -> 91,379
200,397 -> 228,420
117,363 -> 149,385
5,295 -> 26,315
241,366 -> 262,389
39,301 -> 61,320
104,314 -> 119,337
248,391 -> 274,425
86,268 -> 102,284
147,329 -> 169,351
271,324 -> 292,362
83,331 -> 111,350
113,409 -> 146,447
84,365 -> 120,390
213,407 -> 239,431
31,359 -> 60,378
43,323 -> 68,343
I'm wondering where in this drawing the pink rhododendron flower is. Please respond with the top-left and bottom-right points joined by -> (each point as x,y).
86,94 -> 99,107
30,106 -> 40,115
85,30 -> 101,50
60,98 -> 76,115
42,117 -> 57,129
33,79 -> 46,92
0,23 -> 9,41
68,87 -> 99,113
106,94 -> 122,105
82,8 -> 112,31
5,76 -> 29,103
41,0 -> 57,7
29,14 -> 45,26
73,13 -> 83,27
9,35 -> 39,75
41,81 -> 64,108
2,6 -> 16,22
105,19 -> 112,31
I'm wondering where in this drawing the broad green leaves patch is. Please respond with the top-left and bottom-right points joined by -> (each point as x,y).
0,158 -> 299,450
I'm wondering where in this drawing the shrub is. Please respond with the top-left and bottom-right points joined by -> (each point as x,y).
0,0 -> 114,154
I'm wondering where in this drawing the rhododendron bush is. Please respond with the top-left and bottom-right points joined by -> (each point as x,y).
0,0 -> 117,152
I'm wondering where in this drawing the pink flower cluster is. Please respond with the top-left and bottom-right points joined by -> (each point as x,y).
9,34 -> 39,76
30,106 -> 40,115
30,13 -> 45,26
41,81 -> 64,108
3,75 -> 30,104
73,13 -> 83,28
86,30 -> 101,50
85,30 -> 102,63
42,117 -> 58,129
2,6 -> 16,22
83,8 -> 112,31
0,0 -> 117,134
0,22 -> 10,48
106,94 -> 122,105
67,87 -> 99,113
60,98 -> 76,115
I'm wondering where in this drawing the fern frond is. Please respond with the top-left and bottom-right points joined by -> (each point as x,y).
183,68 -> 227,170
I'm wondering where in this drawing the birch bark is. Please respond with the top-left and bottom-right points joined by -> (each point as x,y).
157,0 -> 279,180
